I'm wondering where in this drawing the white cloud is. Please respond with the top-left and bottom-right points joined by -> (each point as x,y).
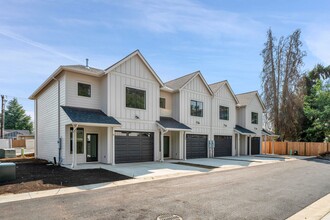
117,0 -> 263,39
305,26 -> 330,64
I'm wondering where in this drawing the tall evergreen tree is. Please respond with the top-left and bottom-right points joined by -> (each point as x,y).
5,98 -> 33,132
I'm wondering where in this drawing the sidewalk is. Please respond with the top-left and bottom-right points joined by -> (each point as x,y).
287,193 -> 330,220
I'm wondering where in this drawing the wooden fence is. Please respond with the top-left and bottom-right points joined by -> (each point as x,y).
12,140 -> 26,148
262,141 -> 330,156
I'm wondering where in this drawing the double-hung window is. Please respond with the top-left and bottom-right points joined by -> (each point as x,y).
190,100 -> 203,117
251,112 -> 258,124
126,87 -> 146,109
219,106 -> 229,120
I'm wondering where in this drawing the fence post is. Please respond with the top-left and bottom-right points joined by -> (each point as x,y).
286,142 -> 288,155
304,142 -> 306,156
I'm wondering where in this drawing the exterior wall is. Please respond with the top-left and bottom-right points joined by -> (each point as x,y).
245,95 -> 263,136
65,71 -> 101,109
63,125 -> 108,164
108,55 -> 161,161
180,76 -> 212,135
36,79 -> 61,162
172,92 -> 180,121
236,107 -> 246,127
160,91 -> 173,117
100,74 -> 108,114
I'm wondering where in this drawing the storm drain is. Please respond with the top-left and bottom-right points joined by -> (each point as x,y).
157,214 -> 183,220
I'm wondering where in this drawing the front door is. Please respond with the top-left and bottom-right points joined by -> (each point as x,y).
86,134 -> 98,162
164,136 -> 170,158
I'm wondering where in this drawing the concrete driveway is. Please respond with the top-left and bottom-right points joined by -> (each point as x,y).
69,155 -> 302,180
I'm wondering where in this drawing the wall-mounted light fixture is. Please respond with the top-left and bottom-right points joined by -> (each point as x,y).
196,121 -> 200,124
254,127 -> 257,130
135,115 -> 140,119
224,124 -> 227,127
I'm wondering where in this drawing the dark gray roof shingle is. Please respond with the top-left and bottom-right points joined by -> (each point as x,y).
235,125 -> 255,135
157,117 -> 191,130
61,106 -> 120,125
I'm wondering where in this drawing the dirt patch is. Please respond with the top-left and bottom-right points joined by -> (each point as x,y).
0,159 -> 131,195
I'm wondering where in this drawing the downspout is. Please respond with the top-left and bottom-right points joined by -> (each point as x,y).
210,96 -> 214,158
52,77 -> 61,165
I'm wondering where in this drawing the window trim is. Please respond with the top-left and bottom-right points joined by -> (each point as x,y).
160,97 -> 166,109
125,87 -> 146,110
70,127 -> 85,154
251,112 -> 258,124
77,82 -> 91,97
219,105 -> 229,120
190,100 -> 203,117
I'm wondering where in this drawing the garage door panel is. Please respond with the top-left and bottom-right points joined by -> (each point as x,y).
115,131 -> 154,163
186,134 -> 208,159
214,135 -> 232,157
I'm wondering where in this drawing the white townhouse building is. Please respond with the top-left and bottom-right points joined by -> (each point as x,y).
29,50 -> 267,167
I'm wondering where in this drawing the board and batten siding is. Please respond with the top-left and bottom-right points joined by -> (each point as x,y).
236,107 -> 246,127
212,84 -> 236,136
65,71 -> 101,109
245,95 -> 263,136
180,76 -> 212,135
108,55 -> 160,131
172,92 -> 180,121
108,54 -> 161,161
160,91 -> 173,117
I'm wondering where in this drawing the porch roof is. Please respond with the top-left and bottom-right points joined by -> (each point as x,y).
234,125 -> 255,135
156,117 -> 191,131
262,128 -> 279,137
61,106 -> 121,126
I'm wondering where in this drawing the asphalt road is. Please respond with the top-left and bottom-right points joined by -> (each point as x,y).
1,158 -> 330,220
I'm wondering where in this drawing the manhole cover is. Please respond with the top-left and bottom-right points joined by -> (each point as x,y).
157,214 -> 183,220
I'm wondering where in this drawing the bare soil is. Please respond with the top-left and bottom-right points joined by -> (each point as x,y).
0,159 -> 131,195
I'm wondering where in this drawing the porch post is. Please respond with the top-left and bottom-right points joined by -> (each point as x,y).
112,127 -> 116,165
237,133 -> 240,157
160,130 -> 164,162
106,127 -> 112,164
71,124 -> 78,168
183,131 -> 186,160
249,136 -> 252,156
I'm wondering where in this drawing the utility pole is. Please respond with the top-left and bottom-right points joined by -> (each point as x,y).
0,95 -> 5,139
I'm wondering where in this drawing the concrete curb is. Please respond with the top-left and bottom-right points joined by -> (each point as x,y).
286,193 -> 330,220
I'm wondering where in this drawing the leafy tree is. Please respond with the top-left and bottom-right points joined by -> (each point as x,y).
5,98 -> 33,132
302,66 -> 330,142
261,28 -> 306,140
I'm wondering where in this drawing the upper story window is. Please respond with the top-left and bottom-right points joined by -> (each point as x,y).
251,112 -> 258,124
219,106 -> 229,120
78,83 -> 91,97
191,100 -> 203,117
126,87 -> 146,109
160,98 -> 166,109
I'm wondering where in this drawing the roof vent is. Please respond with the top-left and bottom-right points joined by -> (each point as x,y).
85,58 -> 89,68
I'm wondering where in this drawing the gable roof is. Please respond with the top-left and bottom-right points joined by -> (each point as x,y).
29,65 -> 105,99
236,91 -> 266,111
105,50 -> 164,86
209,80 -> 239,104
165,71 -> 213,95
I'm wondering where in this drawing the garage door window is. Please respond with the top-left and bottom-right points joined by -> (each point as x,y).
126,87 -> 146,109
190,100 -> 203,117
219,106 -> 229,120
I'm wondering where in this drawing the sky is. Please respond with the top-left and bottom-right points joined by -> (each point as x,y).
1,0 -> 330,121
